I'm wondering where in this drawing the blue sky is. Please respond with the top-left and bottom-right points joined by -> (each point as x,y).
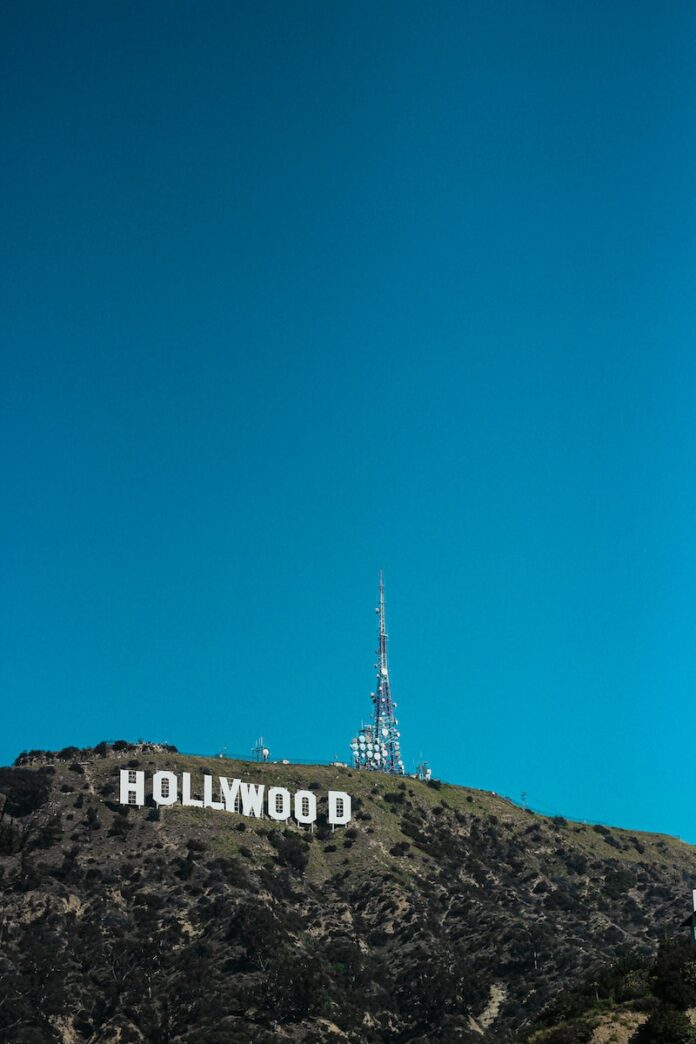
2,2 -> 696,838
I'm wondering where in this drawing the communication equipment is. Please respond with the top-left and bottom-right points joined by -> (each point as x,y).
350,573 -> 406,775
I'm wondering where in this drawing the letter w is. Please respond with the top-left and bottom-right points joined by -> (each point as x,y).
239,782 -> 265,818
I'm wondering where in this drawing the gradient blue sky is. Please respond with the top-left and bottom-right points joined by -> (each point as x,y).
2,2 -> 696,838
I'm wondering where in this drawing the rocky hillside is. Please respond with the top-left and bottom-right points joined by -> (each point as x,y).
525,936 -> 696,1043
1,743 -> 695,1043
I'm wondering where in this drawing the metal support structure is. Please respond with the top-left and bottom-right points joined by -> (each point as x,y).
350,573 -> 405,774
251,737 -> 270,762
415,759 -> 431,782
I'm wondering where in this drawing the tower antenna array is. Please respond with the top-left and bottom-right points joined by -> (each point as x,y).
350,572 -> 404,774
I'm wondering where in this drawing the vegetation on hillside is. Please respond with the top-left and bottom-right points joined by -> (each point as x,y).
1,742 -> 695,1043
527,938 -> 696,1043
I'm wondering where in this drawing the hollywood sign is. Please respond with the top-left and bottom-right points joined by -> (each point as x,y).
119,770 -> 352,826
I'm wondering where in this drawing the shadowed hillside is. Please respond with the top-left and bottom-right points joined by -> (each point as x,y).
0,742 -> 694,1043
525,936 -> 696,1043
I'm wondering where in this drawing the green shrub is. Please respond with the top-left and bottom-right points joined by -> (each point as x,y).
643,1002 -> 694,1043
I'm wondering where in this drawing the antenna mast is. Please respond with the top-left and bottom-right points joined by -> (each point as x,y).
350,572 -> 404,774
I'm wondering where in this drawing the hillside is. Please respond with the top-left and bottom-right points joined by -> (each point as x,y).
524,932 -> 696,1043
1,743 -> 695,1043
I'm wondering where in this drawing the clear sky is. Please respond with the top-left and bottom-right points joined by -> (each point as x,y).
2,2 -> 696,839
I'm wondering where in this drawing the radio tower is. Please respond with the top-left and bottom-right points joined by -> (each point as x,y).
350,572 -> 405,774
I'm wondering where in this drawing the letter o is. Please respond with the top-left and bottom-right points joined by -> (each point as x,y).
268,787 -> 291,821
294,790 -> 317,825
153,771 -> 177,806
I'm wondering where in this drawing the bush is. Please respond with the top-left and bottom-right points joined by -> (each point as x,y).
186,838 -> 207,855
107,815 -> 130,838
274,835 -> 309,874
85,807 -> 101,831
541,1024 -> 594,1044
643,1002 -> 694,1042
0,821 -> 21,856
0,768 -> 51,817
33,814 -> 63,849
653,942 -> 696,1009
56,746 -> 80,761
604,868 -> 636,899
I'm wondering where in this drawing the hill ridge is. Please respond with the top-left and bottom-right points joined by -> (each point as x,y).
1,741 -> 694,1043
